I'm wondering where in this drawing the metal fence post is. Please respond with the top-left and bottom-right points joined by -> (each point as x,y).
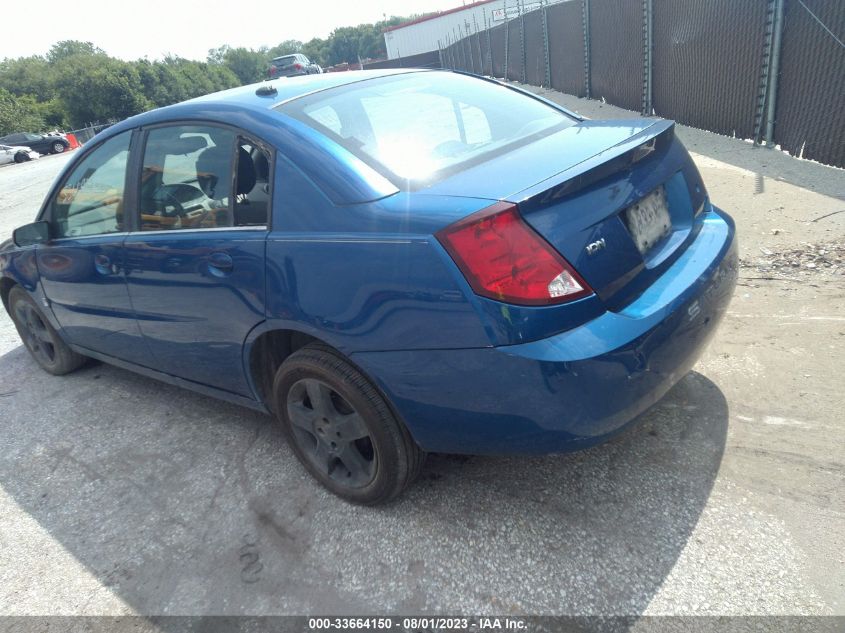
764,0 -> 785,146
520,0 -> 527,84
454,27 -> 462,70
504,0 -> 510,80
641,0 -> 653,115
541,0 -> 551,88
467,23 -> 476,74
484,10 -> 493,76
582,0 -> 591,98
754,0 -> 777,144
474,15 -> 483,75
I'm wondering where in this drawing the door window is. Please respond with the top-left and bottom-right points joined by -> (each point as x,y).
139,125 -> 269,231
50,131 -> 131,238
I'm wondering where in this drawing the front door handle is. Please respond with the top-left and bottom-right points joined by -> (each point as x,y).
207,251 -> 234,277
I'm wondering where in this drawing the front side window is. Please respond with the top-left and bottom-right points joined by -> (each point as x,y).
51,131 -> 131,238
139,125 -> 269,231
280,72 -> 575,186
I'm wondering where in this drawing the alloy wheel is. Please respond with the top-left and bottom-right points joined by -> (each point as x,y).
14,302 -> 56,366
286,378 -> 376,488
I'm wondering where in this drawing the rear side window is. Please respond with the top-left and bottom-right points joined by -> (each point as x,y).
51,131 -> 131,238
279,72 -> 575,186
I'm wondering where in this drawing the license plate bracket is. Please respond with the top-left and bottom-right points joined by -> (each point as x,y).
624,186 -> 671,255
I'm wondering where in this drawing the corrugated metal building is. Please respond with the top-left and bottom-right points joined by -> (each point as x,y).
384,0 -> 549,60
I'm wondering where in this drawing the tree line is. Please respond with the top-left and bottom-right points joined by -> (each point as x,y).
0,16 -> 409,136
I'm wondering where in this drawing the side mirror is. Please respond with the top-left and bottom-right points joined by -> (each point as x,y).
13,221 -> 50,247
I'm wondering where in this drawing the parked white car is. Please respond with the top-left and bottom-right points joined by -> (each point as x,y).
0,144 -> 39,165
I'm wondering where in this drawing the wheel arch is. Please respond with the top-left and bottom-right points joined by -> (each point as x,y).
245,327 -> 415,449
247,327 -> 320,412
0,277 -> 18,314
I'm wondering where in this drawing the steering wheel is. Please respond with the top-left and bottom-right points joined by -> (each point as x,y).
151,185 -> 187,218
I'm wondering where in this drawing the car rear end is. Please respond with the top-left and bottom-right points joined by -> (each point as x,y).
269,55 -> 308,78
364,130 -> 736,453
279,71 -> 737,454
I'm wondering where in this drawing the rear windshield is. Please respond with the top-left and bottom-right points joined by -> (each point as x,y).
278,72 -> 577,187
273,55 -> 297,66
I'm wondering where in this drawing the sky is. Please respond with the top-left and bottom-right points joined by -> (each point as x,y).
1,0 -> 468,61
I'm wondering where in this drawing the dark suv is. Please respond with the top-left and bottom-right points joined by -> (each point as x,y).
268,54 -> 321,78
0,132 -> 70,155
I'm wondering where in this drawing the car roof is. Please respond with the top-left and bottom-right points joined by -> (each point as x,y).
92,70 -> 435,205
190,68 -> 425,108
102,69 -> 430,138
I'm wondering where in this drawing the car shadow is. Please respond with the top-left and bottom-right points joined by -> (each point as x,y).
0,344 -> 727,616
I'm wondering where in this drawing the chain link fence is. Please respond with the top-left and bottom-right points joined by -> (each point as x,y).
439,0 -> 845,169
66,121 -> 117,145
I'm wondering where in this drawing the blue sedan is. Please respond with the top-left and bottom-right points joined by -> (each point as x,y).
0,70 -> 737,504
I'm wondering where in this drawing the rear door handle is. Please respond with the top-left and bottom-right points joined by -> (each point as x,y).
207,251 -> 234,276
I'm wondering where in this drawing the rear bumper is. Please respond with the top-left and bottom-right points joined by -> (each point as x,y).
353,206 -> 737,454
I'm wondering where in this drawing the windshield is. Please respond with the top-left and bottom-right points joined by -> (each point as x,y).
279,72 -> 576,187
273,55 -> 297,66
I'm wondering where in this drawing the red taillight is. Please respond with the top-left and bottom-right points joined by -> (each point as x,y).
269,66 -> 277,77
294,63 -> 302,70
436,202 -> 592,306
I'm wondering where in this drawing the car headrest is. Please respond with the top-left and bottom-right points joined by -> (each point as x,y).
253,150 -> 270,181
195,145 -> 231,199
195,145 -> 258,199
236,147 -> 256,195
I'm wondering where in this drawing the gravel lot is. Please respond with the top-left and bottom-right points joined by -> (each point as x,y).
0,96 -> 843,618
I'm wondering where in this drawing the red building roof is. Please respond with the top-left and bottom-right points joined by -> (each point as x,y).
383,0 -> 497,33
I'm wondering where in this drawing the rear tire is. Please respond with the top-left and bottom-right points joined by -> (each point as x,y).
13,152 -> 27,163
8,286 -> 86,375
273,343 -> 425,505
51,141 -> 66,154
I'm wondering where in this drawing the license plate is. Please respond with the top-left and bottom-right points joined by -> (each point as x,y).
624,186 -> 671,254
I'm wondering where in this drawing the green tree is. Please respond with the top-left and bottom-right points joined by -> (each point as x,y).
47,40 -> 105,63
222,47 -> 269,84
0,88 -> 45,136
0,56 -> 54,101
300,38 -> 328,66
0,14 -> 415,132
267,40 -> 304,59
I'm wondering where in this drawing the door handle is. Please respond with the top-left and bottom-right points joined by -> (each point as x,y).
207,251 -> 234,277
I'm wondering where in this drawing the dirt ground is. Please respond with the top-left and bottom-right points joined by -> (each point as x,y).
0,90 -> 843,618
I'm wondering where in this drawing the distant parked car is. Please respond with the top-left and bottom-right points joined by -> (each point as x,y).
0,132 -> 70,155
268,54 -> 321,78
0,144 -> 40,165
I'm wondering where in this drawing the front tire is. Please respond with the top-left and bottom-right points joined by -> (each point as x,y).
13,152 -> 27,163
273,343 -> 425,505
8,286 -> 86,375
51,141 -> 66,154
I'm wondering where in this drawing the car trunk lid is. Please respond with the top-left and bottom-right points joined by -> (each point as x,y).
427,118 -> 707,309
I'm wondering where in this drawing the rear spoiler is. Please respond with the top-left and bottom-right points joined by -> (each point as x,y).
511,120 -> 676,208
